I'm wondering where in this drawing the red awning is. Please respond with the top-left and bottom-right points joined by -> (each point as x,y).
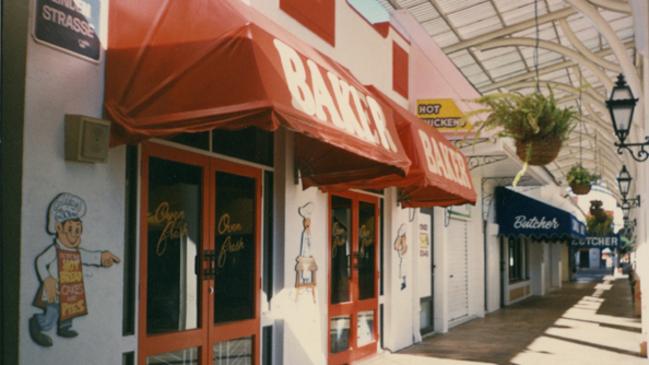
330,86 -> 477,207
105,0 -> 410,186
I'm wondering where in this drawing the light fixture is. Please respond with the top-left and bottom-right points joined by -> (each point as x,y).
616,165 -> 641,210
620,202 -> 630,220
616,165 -> 632,198
606,74 -> 647,161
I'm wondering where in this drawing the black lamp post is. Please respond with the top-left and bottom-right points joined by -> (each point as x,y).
620,202 -> 630,220
607,74 -> 646,161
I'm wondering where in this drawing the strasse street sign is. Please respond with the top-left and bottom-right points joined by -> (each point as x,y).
34,0 -> 101,62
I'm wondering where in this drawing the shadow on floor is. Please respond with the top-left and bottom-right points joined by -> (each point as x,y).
597,275 -> 636,319
390,277 -> 643,365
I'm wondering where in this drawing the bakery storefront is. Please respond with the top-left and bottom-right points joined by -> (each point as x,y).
5,1 -> 477,365
106,2 -> 476,364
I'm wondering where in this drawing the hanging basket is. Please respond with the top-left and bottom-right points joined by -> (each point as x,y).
515,137 -> 562,166
570,182 -> 591,195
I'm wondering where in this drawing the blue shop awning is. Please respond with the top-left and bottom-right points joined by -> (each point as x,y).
495,187 -> 586,240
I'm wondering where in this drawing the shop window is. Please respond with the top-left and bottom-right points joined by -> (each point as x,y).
214,171 -> 257,323
392,42 -> 409,98
358,202 -> 376,300
330,316 -> 351,353
262,325 -> 273,365
146,157 -> 202,334
213,128 -> 274,167
508,237 -> 529,283
380,199 -> 384,296
166,131 -> 210,150
123,145 -> 137,336
213,336 -> 253,364
145,347 -> 199,365
262,171 -> 274,301
122,351 -> 134,365
280,0 -> 335,46
356,310 -> 374,347
331,196 -> 352,304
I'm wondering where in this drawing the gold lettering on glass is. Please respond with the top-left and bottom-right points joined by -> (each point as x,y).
217,213 -> 245,268
148,202 -> 189,256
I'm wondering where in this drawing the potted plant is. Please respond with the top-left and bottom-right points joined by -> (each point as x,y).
567,165 -> 599,195
467,91 -> 577,165
587,200 -> 613,236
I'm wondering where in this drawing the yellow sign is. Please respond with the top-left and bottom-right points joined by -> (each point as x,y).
417,99 -> 472,131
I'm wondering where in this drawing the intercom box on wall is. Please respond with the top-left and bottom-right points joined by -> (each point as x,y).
64,114 -> 111,163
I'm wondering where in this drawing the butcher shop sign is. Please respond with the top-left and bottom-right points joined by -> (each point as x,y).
34,0 -> 101,62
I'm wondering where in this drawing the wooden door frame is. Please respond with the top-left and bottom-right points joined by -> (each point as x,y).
208,157 -> 262,364
327,191 -> 380,365
138,141 -> 262,365
138,141 -> 212,364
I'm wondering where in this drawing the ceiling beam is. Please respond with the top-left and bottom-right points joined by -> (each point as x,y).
442,7 -> 578,54
476,37 -> 613,90
385,0 -> 400,10
565,0 -> 642,100
558,18 -> 621,72
480,52 -> 612,93
587,0 -> 632,14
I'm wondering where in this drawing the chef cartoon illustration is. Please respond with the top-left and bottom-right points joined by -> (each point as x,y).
29,192 -> 120,347
295,202 -> 318,302
296,202 -> 317,283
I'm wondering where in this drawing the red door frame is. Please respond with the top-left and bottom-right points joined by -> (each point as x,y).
138,141 -> 261,365
327,191 -> 380,365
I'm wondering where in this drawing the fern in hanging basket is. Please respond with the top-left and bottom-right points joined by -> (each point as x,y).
466,90 -> 578,165
567,165 -> 599,195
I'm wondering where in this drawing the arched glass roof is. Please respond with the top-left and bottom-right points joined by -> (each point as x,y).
378,0 -> 640,197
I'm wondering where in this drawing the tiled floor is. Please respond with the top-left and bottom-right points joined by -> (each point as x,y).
359,275 -> 643,365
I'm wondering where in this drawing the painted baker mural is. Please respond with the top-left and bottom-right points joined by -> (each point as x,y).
29,193 -> 120,347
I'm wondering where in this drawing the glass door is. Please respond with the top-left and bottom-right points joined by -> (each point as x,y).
139,142 -> 261,365
209,160 -> 261,365
140,142 -> 210,365
328,192 -> 379,365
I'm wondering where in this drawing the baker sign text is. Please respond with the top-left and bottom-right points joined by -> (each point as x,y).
418,130 -> 472,188
273,39 -> 398,153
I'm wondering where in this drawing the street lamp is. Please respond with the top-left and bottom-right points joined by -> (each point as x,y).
606,74 -> 647,161
620,202 -> 630,220
616,165 -> 632,199
616,165 -> 641,208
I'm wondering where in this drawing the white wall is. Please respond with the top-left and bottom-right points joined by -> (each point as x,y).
485,224 -> 501,312
250,0 -> 407,106
19,1 -> 133,364
550,244 -> 562,289
529,242 -> 545,296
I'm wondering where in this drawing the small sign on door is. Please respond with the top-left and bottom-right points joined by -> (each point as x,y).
33,0 -> 101,62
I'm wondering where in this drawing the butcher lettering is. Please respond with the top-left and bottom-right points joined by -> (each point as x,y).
513,215 -> 560,230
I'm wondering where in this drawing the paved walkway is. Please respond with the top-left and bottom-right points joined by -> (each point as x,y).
360,275 -> 643,365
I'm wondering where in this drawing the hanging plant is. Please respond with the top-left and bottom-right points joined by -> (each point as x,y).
587,200 -> 613,236
466,90 -> 578,166
566,165 -> 599,195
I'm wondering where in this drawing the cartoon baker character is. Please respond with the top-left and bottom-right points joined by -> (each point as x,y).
393,224 -> 408,290
29,192 -> 120,347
